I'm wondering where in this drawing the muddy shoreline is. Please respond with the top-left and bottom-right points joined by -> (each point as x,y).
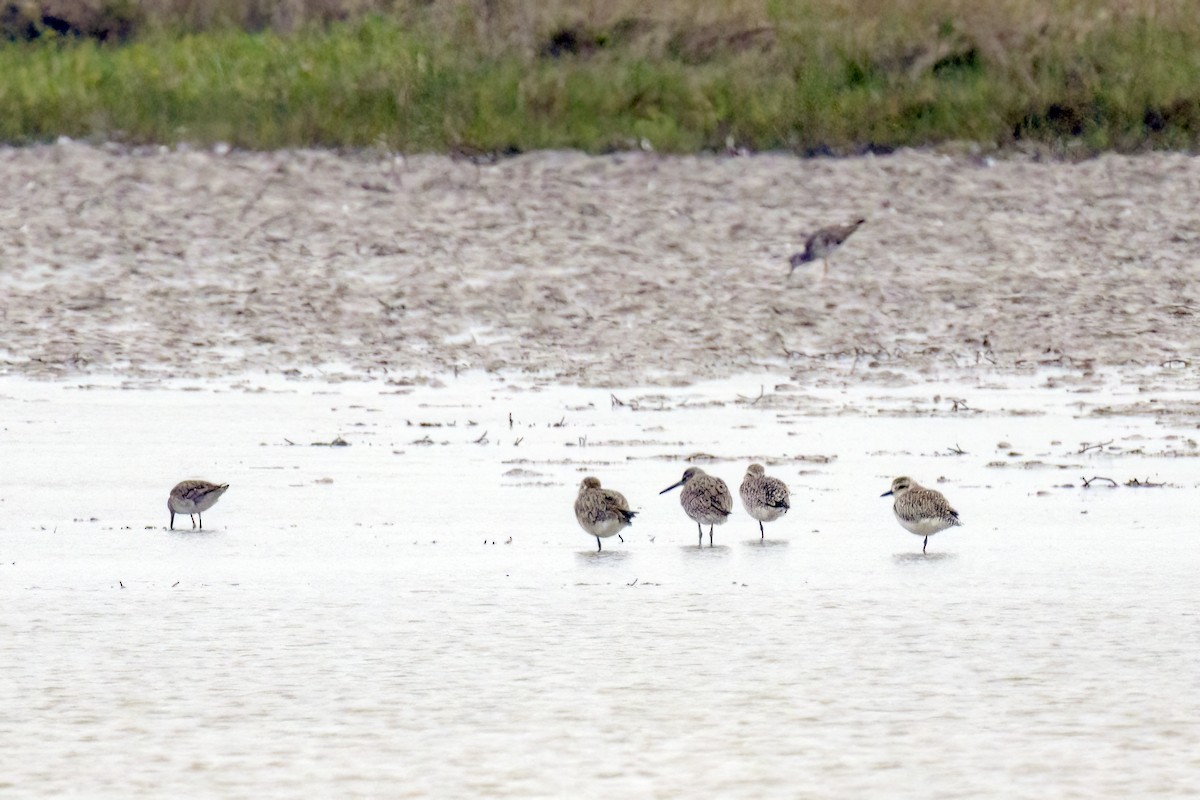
2,143 -> 1198,386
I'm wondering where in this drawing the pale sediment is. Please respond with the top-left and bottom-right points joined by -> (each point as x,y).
2,142 -> 1197,386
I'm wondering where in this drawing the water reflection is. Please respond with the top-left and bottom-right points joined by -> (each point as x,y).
892,551 -> 957,564
741,539 -> 790,549
575,549 -> 631,563
679,545 -> 732,556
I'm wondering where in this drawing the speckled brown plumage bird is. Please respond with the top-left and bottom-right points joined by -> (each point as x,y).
168,480 -> 229,530
574,476 -> 636,551
880,476 -> 961,553
660,467 -> 733,547
739,464 -> 790,539
789,218 -> 866,276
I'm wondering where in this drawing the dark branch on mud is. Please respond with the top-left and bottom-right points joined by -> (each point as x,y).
1080,476 -> 1118,488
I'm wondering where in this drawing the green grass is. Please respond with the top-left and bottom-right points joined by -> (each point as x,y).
2,5 -> 1200,153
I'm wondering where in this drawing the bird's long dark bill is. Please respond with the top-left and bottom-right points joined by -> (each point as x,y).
880,490 -> 893,497
659,481 -> 685,495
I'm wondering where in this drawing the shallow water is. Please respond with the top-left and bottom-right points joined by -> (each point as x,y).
2,372 -> 1199,797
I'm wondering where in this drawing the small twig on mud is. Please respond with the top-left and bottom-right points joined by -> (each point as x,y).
1125,477 -> 1165,487
473,430 -> 489,445
513,437 -> 523,446
311,436 -> 349,447
1081,476 -> 1118,488
1078,440 -> 1113,455
950,398 -> 970,412
627,578 -> 639,587
508,412 -> 513,429
778,333 -> 801,359
611,393 -> 625,408
578,435 -> 588,447
283,438 -> 295,446
551,416 -> 566,428
737,385 -> 765,404
947,443 -> 967,455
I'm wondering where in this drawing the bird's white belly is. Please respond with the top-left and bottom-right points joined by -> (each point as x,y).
896,512 -> 954,536
588,518 -> 627,538
169,496 -> 197,514
746,505 -> 786,523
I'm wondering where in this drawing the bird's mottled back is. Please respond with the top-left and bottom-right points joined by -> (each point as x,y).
168,480 -> 229,513
679,468 -> 733,525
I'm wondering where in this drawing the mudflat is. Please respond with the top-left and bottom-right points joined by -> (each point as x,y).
3,142 -> 1197,385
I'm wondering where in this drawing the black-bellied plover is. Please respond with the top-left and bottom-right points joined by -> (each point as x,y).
881,476 -> 961,552
574,476 -> 636,551
739,463 -> 790,539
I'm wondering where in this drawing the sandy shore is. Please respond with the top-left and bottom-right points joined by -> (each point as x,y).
2,142 -> 1198,385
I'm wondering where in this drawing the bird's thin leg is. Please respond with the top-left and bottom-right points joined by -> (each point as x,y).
190,514 -> 197,529
759,520 -> 765,539
199,514 -> 203,530
697,523 -> 703,547
618,534 -> 624,543
596,536 -> 602,552
923,536 -> 928,553
709,525 -> 714,547
170,511 -> 175,530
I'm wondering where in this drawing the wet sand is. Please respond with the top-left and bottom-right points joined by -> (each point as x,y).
3,142 -> 1199,386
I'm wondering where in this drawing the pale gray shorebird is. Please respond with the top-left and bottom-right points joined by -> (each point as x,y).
660,467 -> 733,547
880,476 -> 961,553
739,464 -> 790,539
789,218 -> 865,277
168,480 -> 229,530
574,476 -> 636,551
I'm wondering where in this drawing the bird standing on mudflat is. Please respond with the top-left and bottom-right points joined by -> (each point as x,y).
739,464 -> 790,539
881,476 -> 961,552
660,467 -> 733,547
789,218 -> 865,277
574,476 -> 636,552
168,480 -> 229,530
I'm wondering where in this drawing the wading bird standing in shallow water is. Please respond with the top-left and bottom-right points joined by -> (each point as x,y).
789,218 -> 865,277
740,464 -> 790,539
168,480 -> 229,530
881,476 -> 961,552
574,477 -> 636,551
660,467 -> 733,547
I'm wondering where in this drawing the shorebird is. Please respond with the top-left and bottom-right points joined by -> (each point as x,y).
739,464 -> 790,539
574,476 -> 636,551
660,467 -> 732,547
168,480 -> 229,530
789,218 -> 865,277
881,476 -> 961,552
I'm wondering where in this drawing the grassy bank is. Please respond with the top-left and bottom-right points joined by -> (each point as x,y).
2,1 -> 1199,153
